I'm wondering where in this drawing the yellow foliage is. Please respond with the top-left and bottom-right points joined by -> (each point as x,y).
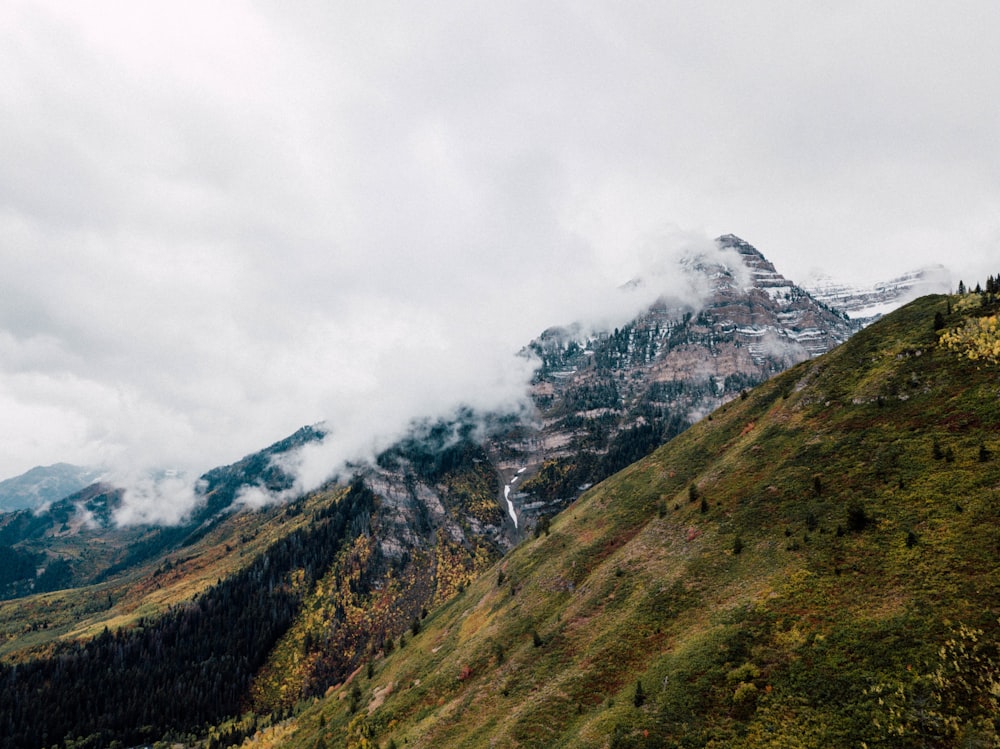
433,533 -> 492,605
939,315 -> 1000,365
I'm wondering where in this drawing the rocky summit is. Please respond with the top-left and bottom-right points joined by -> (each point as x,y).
508,234 -> 857,518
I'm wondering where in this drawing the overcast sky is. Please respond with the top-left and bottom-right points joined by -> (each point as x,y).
2,2 -> 998,514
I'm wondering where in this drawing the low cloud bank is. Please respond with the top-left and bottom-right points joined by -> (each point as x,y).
95,233 -> 757,525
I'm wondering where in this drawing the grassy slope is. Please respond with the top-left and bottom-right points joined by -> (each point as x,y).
277,295 -> 1000,748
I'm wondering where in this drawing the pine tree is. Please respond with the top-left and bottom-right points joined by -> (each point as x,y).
633,679 -> 646,708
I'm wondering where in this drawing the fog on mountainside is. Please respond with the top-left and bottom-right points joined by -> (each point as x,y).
1,235 -> 912,525
1,283 -> 998,749
107,235 -> 859,526
2,234 -> 928,529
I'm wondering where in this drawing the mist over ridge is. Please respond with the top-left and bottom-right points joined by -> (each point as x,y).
96,233 -> 860,526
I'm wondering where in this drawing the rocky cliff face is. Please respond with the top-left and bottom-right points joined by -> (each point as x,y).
503,234 -> 857,517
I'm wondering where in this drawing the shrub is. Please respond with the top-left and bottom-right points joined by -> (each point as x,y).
846,502 -> 869,532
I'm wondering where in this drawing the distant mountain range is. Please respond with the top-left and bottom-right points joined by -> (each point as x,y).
804,263 -> 951,323
0,463 -> 103,512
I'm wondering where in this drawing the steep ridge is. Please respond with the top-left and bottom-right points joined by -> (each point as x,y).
279,292 -> 1000,749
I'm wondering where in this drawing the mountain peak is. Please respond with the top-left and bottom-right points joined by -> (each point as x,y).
716,233 -> 762,257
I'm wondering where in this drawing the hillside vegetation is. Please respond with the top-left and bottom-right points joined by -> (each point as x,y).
1,291 -> 998,749
275,293 -> 999,749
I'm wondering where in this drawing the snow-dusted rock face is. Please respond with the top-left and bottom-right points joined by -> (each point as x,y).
512,235 -> 857,515
804,265 -> 951,324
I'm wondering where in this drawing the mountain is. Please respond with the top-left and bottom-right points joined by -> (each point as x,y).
2,238 -> 981,748
272,292 -> 1000,749
804,264 -> 952,323
0,234 -> 848,599
0,463 -> 103,512
507,234 -> 857,521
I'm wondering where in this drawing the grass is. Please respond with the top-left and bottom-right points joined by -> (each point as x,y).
268,295 -> 1000,748
2,294 -> 996,748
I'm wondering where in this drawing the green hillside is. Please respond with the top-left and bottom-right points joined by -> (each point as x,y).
274,294 -> 1000,749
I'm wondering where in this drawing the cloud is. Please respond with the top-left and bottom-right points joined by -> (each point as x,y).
1,1 -> 998,520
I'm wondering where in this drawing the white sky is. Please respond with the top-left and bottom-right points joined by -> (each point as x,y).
2,1 -> 998,501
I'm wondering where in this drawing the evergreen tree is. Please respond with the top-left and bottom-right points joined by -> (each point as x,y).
688,483 -> 699,504
348,683 -> 362,714
733,536 -> 744,555
846,502 -> 869,532
633,679 -> 646,708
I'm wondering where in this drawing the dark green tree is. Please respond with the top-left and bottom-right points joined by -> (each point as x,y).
733,536 -> 744,555
846,502 -> 869,532
633,679 -> 646,708
688,483 -> 699,504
